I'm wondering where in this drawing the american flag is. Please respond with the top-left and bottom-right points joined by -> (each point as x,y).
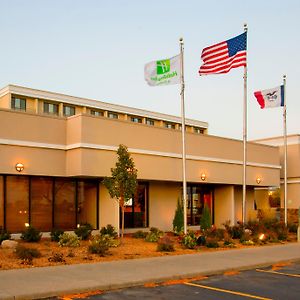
199,32 -> 247,75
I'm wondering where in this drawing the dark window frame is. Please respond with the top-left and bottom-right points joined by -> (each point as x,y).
11,97 -> 26,111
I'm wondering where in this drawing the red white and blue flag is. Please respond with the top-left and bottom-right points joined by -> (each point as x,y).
254,85 -> 285,109
199,32 -> 247,75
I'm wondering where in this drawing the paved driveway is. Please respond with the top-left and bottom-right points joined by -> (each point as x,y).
68,262 -> 300,300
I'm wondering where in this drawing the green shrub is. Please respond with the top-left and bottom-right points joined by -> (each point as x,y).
223,231 -> 234,247
239,229 -> 252,243
200,204 -> 211,231
15,245 -> 41,264
288,222 -> 298,233
196,235 -> 206,246
48,252 -> 66,263
21,226 -> 42,242
181,230 -> 197,249
273,222 -> 288,241
50,228 -> 64,242
75,223 -> 93,240
157,235 -> 175,252
133,230 -> 147,239
0,227 -> 11,244
173,199 -> 184,235
88,235 -> 112,256
100,224 -> 118,239
145,227 -> 163,242
205,237 -> 219,248
205,226 -> 224,241
229,224 -> 245,239
58,233 -> 80,247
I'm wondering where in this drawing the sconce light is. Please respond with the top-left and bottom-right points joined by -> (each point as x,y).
24,223 -> 30,228
15,163 -> 24,172
256,177 -> 262,184
201,173 -> 206,181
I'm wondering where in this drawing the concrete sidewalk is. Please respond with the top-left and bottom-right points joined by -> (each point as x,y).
0,243 -> 300,300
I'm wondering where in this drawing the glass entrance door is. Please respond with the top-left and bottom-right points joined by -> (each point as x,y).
187,185 -> 213,226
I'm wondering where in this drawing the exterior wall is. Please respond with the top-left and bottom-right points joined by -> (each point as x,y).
233,187 -> 255,222
149,181 -> 180,231
214,186 -> 234,227
281,182 -> 300,209
99,183 -> 119,232
0,94 -> 10,109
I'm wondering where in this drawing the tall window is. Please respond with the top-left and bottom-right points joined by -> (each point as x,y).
123,183 -> 148,228
44,102 -> 59,115
187,185 -> 213,226
194,127 -> 204,134
63,105 -> 75,116
77,181 -> 98,228
11,97 -> 26,111
0,176 -> 3,228
6,176 -> 29,232
54,178 -> 76,230
31,177 -> 53,231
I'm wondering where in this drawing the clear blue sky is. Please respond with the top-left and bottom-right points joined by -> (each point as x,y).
1,0 -> 299,140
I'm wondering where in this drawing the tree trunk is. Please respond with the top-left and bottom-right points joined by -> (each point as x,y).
120,195 -> 125,242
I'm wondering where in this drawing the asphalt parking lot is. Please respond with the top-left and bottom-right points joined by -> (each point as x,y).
66,262 -> 300,300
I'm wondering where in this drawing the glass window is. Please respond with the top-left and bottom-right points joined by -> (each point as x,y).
44,102 -> 59,115
63,105 -> 75,116
11,97 -> 26,111
146,119 -> 154,126
54,178 -> 76,230
77,181 -> 98,228
131,117 -> 142,123
108,112 -> 118,119
123,183 -> 148,228
194,127 -> 204,134
6,176 -> 29,232
165,123 -> 175,129
187,185 -> 213,226
0,176 -> 3,228
91,110 -> 103,117
31,177 -> 53,231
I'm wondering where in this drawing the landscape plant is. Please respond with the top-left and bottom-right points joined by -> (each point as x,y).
21,225 -> 42,242
145,227 -> 163,242
75,223 -> 93,240
157,235 -> 175,252
88,235 -> 113,256
50,228 -> 64,242
15,245 -> 41,264
181,230 -> 197,249
0,227 -> 11,244
58,233 -> 80,247
100,224 -> 118,239
172,198 -> 184,235
133,230 -> 147,239
103,144 -> 138,240
200,204 -> 211,231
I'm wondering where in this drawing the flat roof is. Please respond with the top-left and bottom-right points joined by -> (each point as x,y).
252,134 -> 300,146
0,84 -> 208,129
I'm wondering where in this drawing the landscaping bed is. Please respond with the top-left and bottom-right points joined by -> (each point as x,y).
0,227 -> 297,271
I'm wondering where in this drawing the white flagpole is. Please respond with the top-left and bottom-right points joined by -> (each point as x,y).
283,74 -> 288,225
179,37 -> 187,234
242,24 -> 248,224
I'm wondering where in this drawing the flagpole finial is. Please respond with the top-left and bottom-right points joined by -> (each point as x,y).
179,37 -> 184,44
244,23 -> 248,32
283,74 -> 286,80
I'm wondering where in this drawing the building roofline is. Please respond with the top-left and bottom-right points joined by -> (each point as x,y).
0,84 -> 208,129
252,134 -> 300,146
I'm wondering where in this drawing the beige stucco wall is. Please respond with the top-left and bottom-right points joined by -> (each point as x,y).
234,187 -> 255,223
0,109 -> 280,189
280,183 -> 300,209
99,183 -> 119,232
149,182 -> 180,231
214,186 -> 235,227
0,94 -> 10,109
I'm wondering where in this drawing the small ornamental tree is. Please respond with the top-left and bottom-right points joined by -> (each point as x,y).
103,145 -> 138,240
173,198 -> 184,235
200,203 -> 212,231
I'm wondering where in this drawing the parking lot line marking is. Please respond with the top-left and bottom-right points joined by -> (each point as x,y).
256,269 -> 300,278
184,282 -> 272,299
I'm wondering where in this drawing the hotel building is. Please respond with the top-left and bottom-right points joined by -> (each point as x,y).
0,85 -> 281,233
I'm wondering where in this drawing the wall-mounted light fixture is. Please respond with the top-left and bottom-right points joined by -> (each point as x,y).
15,163 -> 24,172
201,173 -> 206,181
256,177 -> 262,184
